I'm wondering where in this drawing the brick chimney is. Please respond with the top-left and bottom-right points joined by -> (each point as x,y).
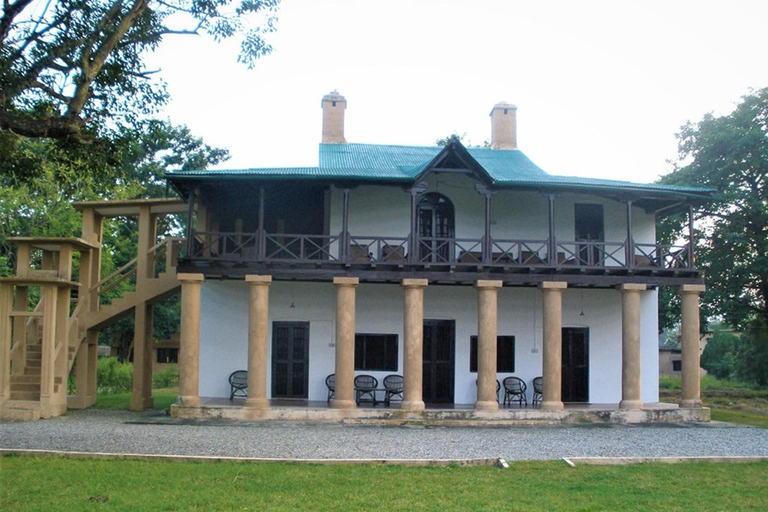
489,102 -> 517,150
321,90 -> 347,144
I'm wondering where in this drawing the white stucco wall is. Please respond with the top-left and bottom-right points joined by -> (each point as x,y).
327,176 -> 656,253
198,280 -> 659,404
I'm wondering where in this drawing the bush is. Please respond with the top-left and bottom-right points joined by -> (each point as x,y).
152,364 -> 179,388
97,357 -> 133,394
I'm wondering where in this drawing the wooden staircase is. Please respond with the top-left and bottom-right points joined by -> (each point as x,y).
1,232 -> 185,421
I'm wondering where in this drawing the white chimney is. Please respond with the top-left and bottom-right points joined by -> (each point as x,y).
489,102 -> 517,150
321,90 -> 347,144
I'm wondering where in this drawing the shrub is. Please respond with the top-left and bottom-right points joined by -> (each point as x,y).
97,357 -> 133,394
152,364 -> 179,388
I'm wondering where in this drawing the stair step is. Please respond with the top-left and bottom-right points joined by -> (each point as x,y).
26,359 -> 41,368
24,367 -> 41,376
11,375 -> 40,384
10,382 -> 39,392
0,401 -> 41,421
10,391 -> 41,401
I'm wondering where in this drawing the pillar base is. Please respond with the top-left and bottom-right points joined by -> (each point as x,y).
130,396 -> 154,411
330,399 -> 356,410
177,395 -> 201,407
244,398 -> 270,409
619,399 -> 644,410
401,400 -> 425,411
540,400 -> 564,411
474,400 -> 499,411
680,399 -> 703,409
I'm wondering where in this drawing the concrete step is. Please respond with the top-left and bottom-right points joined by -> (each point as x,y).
0,401 -> 41,421
10,390 -> 40,401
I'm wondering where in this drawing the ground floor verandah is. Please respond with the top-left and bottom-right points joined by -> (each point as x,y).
171,398 -> 709,425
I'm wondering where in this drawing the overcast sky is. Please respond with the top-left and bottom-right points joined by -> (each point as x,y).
146,0 -> 768,183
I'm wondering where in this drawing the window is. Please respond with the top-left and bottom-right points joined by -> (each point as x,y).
672,360 -> 682,372
354,334 -> 398,371
157,348 -> 178,364
470,336 -> 515,373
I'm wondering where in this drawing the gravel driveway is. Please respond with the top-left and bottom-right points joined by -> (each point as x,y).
2,409 -> 768,461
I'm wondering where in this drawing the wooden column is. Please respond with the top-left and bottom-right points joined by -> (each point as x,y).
130,301 -> 154,411
39,284 -> 58,417
332,277 -> 358,409
679,284 -> 705,408
540,281 -> 566,411
178,273 -> 205,407
547,194 -> 557,266
475,280 -> 502,411
402,278 -> 428,411
87,338 -> 98,405
618,283 -> 646,410
245,275 -> 271,410
10,286 -> 28,376
0,284 -> 12,404
71,340 -> 90,409
625,200 -> 634,268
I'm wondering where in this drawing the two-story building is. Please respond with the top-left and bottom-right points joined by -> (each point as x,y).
162,91 -> 712,424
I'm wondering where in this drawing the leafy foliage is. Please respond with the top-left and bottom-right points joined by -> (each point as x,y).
700,328 -> 740,380
659,87 -> 768,331
0,0 -> 279,143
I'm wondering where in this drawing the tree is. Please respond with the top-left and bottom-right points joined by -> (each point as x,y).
0,1 -> 279,142
659,87 -> 768,331
700,328 -> 739,380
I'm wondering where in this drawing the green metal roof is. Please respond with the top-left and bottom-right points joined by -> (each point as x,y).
167,142 -> 714,200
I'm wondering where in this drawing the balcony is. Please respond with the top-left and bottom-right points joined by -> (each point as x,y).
178,230 -> 699,285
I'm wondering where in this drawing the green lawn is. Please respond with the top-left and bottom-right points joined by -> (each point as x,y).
92,388 -> 178,411
660,377 -> 768,428
1,457 -> 766,511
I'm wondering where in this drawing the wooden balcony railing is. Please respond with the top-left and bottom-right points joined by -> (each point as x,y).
183,230 -> 694,272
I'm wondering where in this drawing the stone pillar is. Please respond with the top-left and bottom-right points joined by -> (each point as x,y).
540,281 -> 567,411
618,283 -> 646,410
245,275 -> 271,409
402,279 -> 428,411
130,302 -> 154,411
178,273 -> 205,406
475,280 -> 502,411
332,277 -> 358,409
678,284 -> 706,408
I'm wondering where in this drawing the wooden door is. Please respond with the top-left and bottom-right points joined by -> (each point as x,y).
561,327 -> 589,402
422,320 -> 455,404
271,322 -> 310,399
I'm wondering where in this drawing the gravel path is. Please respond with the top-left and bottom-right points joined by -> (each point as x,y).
2,409 -> 768,461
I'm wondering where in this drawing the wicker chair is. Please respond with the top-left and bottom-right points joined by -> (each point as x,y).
228,370 -> 248,400
532,376 -> 543,406
383,374 -> 404,406
354,374 -> 379,405
325,374 -> 336,403
502,376 -> 528,407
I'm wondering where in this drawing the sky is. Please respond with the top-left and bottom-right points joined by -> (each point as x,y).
146,0 -> 768,183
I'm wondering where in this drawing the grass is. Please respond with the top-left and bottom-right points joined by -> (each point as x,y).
1,457 -> 767,512
659,376 -> 768,428
93,388 -> 178,411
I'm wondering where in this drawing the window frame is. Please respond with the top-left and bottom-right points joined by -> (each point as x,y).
469,335 -> 515,373
354,333 -> 399,372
